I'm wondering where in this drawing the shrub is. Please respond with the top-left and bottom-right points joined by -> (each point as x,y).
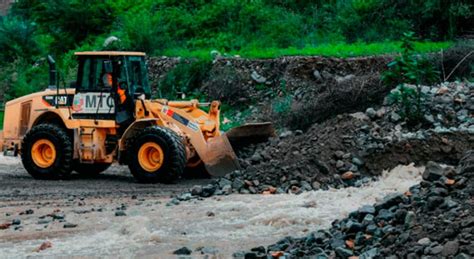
383,32 -> 440,124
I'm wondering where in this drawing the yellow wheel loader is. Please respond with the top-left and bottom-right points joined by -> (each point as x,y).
0,51 -> 273,183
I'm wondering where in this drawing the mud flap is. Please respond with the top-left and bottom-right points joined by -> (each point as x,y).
202,135 -> 241,177
225,122 -> 276,148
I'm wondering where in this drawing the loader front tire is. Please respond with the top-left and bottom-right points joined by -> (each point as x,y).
128,126 -> 186,183
21,124 -> 73,180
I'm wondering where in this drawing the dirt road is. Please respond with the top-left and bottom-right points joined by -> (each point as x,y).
0,156 -> 423,258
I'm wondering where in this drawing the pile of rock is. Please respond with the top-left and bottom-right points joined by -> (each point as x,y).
374,81 -> 473,134
236,152 -> 474,258
170,82 -> 472,203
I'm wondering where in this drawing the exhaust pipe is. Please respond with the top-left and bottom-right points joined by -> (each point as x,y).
47,55 -> 57,89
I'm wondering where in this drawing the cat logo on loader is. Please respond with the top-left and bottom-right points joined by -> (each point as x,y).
0,51 -> 274,183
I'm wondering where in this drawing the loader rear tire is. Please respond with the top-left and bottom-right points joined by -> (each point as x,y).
73,162 -> 111,177
21,124 -> 73,180
128,126 -> 186,183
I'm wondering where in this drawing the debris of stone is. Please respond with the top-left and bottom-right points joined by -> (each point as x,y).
63,223 -> 78,228
115,211 -> 127,217
34,241 -> 52,252
173,246 -> 192,255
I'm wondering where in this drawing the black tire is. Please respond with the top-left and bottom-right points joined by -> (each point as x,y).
73,161 -> 111,177
21,124 -> 73,180
127,126 -> 186,183
183,159 -> 211,179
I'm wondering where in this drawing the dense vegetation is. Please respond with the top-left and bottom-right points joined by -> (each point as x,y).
0,0 -> 471,127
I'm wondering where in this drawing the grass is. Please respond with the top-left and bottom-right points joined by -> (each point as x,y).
161,41 -> 453,59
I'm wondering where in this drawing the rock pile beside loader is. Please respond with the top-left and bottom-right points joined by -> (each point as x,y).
172,81 -> 473,203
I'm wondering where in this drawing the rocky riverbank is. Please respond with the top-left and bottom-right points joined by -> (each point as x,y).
236,151 -> 474,258
170,81 -> 473,204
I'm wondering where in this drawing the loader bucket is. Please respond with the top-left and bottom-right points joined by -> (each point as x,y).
202,134 -> 241,177
225,122 -> 276,148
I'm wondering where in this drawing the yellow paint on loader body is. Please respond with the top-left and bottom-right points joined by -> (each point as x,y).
0,51 -> 245,177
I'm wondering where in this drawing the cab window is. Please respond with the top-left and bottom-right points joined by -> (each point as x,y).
77,57 -> 114,92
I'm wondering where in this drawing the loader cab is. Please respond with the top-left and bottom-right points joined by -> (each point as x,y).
73,51 -> 151,123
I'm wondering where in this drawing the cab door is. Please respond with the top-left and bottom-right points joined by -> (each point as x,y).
72,57 -> 116,120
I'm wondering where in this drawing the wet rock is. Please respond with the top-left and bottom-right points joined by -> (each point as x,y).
173,246 -> 192,255
330,237 -> 345,249
417,237 -> 431,246
250,246 -> 266,254
218,178 -> 232,188
20,209 -> 34,215
359,205 -> 376,215
34,241 -> 52,252
232,179 -> 246,190
279,130 -> 293,138
115,211 -> 127,217
198,246 -> 219,255
365,108 -> 377,119
251,71 -> 266,84
427,196 -> 444,209
352,157 -> 364,166
341,171 -> 354,180
362,214 -> 374,225
51,213 -> 66,220
360,248 -> 380,259
404,211 -> 416,229
312,181 -> 321,190
334,151 -> 345,159
243,252 -> 258,259
335,160 -> 345,169
37,219 -> 51,224
0,223 -> 11,230
425,244 -> 444,255
232,251 -> 246,258
346,220 -> 364,233
442,240 -> 459,256
313,70 -> 322,81
201,184 -> 217,197
454,253 -> 471,259
222,184 -> 232,194
63,223 -> 77,228
300,181 -> 313,191
390,112 -> 402,122
178,192 -> 193,201
190,185 -> 203,196
250,153 -> 263,163
423,161 -> 444,181
375,193 -> 403,211
335,74 -> 355,84
335,247 -> 353,257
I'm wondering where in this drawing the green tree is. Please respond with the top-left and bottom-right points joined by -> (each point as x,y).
0,17 -> 43,63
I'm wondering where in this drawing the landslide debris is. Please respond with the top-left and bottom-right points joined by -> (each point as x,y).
236,151 -> 474,258
172,81 -> 473,202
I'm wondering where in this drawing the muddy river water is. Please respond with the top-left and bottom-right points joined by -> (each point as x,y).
0,156 -> 422,258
